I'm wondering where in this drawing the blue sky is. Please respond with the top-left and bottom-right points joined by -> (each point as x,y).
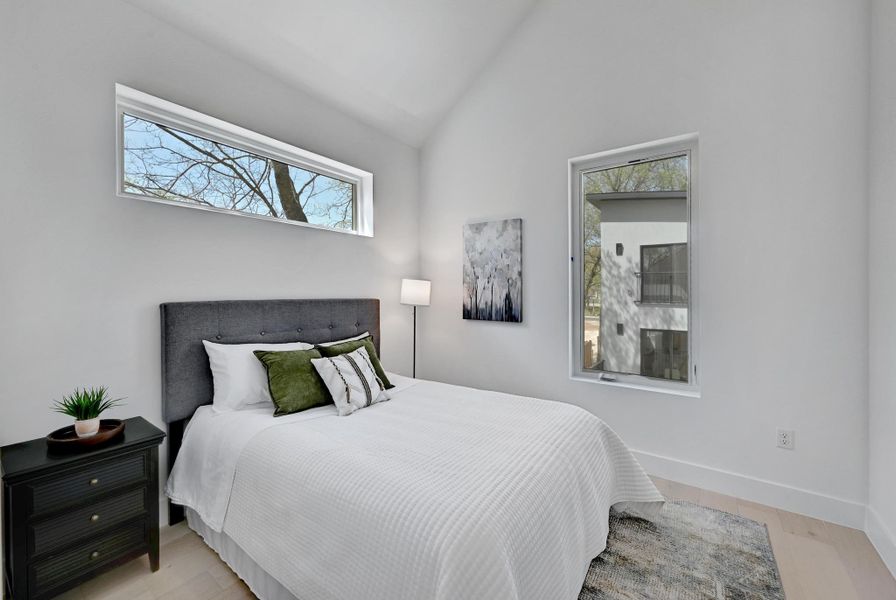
123,114 -> 354,229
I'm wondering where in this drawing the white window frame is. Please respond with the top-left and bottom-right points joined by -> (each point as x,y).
115,84 -> 374,236
568,133 -> 700,397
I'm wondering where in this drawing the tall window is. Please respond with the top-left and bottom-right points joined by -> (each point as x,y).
569,135 -> 698,393
116,84 -> 373,236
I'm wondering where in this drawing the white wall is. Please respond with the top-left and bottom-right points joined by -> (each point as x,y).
867,0 -> 896,575
0,0 -> 419,518
419,0 -> 870,525
598,199 -> 688,376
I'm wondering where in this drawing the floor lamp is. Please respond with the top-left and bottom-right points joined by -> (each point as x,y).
400,279 -> 431,378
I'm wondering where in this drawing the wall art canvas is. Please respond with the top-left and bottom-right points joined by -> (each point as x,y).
463,218 -> 522,322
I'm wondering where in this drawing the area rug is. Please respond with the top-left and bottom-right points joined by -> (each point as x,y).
580,500 -> 785,599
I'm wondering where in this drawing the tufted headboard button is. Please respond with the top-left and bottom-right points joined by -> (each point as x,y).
215,335 -> 222,340
328,324 -> 334,329
355,322 -> 360,327
260,331 -> 265,336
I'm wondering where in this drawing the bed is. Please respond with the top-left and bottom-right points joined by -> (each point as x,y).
161,298 -> 663,600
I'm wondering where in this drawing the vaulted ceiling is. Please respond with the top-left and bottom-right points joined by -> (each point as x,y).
126,0 -> 539,146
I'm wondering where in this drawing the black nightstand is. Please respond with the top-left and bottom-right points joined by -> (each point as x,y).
1,417 -> 165,600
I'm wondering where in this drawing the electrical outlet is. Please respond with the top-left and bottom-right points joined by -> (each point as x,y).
777,428 -> 795,450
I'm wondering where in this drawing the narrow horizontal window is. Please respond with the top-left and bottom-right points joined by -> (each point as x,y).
115,85 -> 373,236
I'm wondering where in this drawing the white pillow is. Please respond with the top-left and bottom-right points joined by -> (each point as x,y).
311,346 -> 390,416
202,340 -> 314,412
316,331 -> 370,347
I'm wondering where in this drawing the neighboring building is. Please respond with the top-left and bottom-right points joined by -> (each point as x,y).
587,191 -> 689,381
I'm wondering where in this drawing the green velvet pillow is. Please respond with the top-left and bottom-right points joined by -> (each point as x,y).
316,336 -> 394,389
253,348 -> 331,416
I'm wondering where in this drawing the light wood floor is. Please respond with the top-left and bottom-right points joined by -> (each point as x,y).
53,477 -> 896,600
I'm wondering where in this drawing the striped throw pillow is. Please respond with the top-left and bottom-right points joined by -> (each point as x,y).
311,347 -> 391,416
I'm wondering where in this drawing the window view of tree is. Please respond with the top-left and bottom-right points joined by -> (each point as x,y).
122,115 -> 355,230
582,199 -> 602,369
581,154 -> 689,381
584,155 -> 687,195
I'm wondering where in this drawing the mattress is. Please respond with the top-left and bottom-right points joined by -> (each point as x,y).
167,374 -> 663,600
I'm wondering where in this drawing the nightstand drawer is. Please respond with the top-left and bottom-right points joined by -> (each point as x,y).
29,519 -> 146,598
30,486 -> 148,556
28,452 -> 147,514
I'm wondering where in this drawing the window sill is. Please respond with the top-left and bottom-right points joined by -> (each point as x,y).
570,374 -> 701,398
118,191 -> 374,237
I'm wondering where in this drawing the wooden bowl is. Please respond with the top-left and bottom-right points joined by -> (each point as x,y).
46,419 -> 125,453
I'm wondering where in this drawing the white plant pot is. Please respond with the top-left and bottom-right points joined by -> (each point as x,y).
74,417 -> 100,438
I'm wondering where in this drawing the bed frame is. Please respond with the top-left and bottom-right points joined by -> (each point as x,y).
160,298 -> 381,524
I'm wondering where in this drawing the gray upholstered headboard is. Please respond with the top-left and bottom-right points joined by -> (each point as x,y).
160,298 -> 381,424
161,298 -> 380,524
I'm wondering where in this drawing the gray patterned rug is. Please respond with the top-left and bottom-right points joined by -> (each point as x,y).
580,501 -> 785,599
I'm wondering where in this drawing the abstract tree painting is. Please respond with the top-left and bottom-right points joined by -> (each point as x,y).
463,219 -> 522,322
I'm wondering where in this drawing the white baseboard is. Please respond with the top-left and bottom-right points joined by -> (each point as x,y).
867,506 -> 896,579
632,449 -> 867,529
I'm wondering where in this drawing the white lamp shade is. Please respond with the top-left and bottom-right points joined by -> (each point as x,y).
400,279 -> 431,306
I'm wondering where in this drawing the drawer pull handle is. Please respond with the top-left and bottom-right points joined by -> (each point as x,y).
89,478 -> 99,486
90,514 -> 100,522
90,551 -> 100,560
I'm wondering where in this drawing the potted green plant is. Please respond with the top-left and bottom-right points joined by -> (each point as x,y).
51,387 -> 125,438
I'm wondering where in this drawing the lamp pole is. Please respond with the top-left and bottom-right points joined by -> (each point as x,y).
400,278 -> 430,380
412,305 -> 417,378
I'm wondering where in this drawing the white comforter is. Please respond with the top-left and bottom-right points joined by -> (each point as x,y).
167,375 -> 663,600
